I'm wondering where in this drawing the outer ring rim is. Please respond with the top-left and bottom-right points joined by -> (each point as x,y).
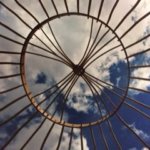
20,12 -> 130,128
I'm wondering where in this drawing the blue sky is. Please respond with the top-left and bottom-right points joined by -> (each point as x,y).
0,0 -> 150,150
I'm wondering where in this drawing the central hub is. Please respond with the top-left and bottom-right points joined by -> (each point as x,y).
73,65 -> 85,76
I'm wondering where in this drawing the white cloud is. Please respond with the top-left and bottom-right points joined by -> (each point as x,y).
141,147 -> 149,150
71,135 -> 89,150
129,123 -> 150,141
130,68 -> 150,91
129,148 -> 149,150
129,55 -> 150,95
5,120 -> 89,150
0,53 -> 20,92
129,147 -> 150,150
67,94 -> 98,114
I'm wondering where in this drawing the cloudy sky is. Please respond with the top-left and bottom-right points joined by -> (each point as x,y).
0,0 -> 150,149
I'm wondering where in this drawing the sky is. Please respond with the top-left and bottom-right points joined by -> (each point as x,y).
0,0 -> 150,150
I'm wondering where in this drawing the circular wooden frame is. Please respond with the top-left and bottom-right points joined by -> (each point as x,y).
20,12 -> 130,128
